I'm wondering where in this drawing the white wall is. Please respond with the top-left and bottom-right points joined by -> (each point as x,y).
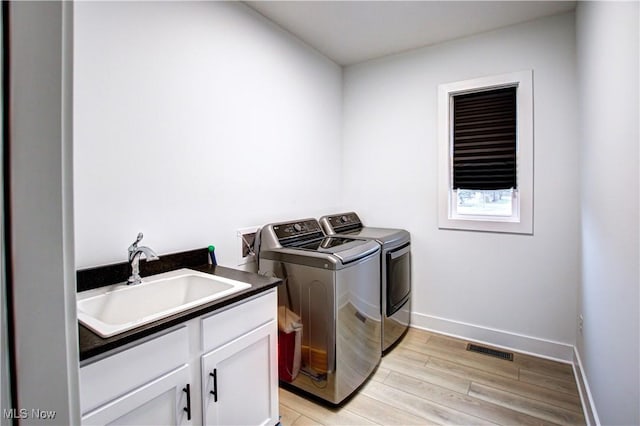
74,2 -> 343,268
1,1 -> 8,418
8,2 -> 79,423
576,2 -> 639,425
343,13 -> 580,357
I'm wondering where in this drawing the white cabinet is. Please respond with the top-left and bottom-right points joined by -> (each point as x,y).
201,322 -> 278,425
80,289 -> 278,426
82,365 -> 191,426
200,289 -> 278,426
80,327 -> 191,426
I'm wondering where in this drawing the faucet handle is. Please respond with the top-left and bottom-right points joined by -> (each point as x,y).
133,232 -> 144,245
128,232 -> 144,257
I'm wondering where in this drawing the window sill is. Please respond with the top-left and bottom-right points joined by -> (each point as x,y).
438,215 -> 533,235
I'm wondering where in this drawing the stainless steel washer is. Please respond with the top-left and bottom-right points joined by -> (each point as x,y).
320,212 -> 411,354
257,218 -> 381,405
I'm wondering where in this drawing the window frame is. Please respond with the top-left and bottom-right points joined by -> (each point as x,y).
437,70 -> 534,234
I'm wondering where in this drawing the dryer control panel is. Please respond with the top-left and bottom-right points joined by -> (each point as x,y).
323,212 -> 362,233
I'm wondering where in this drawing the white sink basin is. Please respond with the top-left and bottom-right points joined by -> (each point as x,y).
77,268 -> 251,337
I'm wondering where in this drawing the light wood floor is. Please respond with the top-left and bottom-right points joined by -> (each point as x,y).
279,327 -> 586,425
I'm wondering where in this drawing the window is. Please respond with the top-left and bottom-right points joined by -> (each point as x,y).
438,71 -> 533,234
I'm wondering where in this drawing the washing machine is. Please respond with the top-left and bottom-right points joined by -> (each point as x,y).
257,218 -> 381,405
320,212 -> 411,354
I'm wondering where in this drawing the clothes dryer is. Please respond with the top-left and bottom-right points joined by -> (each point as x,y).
320,212 -> 411,353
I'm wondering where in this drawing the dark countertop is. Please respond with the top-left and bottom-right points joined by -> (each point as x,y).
78,260 -> 281,362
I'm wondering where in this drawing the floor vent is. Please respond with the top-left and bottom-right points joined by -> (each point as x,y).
466,343 -> 514,361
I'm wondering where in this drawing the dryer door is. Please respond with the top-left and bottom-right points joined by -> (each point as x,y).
386,243 -> 411,316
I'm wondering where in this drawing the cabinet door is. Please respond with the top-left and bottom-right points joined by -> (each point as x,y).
201,320 -> 278,426
82,364 -> 192,426
80,327 -> 189,414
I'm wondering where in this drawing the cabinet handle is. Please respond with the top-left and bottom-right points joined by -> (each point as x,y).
209,369 -> 218,402
183,384 -> 191,421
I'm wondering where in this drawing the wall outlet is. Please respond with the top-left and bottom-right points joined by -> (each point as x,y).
237,226 -> 259,266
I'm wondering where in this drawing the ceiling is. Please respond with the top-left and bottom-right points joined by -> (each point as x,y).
244,1 -> 576,66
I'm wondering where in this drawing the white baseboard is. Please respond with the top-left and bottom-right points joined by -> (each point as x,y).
573,347 -> 600,426
411,312 -> 575,363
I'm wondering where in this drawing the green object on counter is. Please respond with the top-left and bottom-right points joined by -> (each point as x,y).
208,245 -> 217,265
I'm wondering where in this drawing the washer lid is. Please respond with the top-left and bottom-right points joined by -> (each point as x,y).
292,236 -> 361,252
260,239 -> 380,270
287,236 -> 379,263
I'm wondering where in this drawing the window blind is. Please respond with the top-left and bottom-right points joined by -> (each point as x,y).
452,86 -> 517,190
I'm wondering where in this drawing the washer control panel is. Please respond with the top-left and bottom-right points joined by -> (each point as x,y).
273,219 -> 322,240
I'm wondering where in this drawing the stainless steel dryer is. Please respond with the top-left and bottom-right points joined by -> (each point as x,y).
257,218 -> 381,405
320,212 -> 411,354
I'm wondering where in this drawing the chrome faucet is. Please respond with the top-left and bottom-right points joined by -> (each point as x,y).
127,232 -> 159,285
